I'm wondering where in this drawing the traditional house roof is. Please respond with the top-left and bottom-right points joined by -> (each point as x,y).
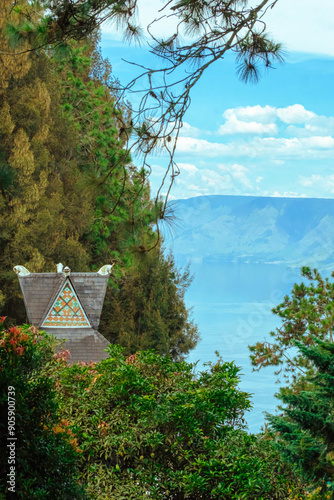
15,265 -> 112,363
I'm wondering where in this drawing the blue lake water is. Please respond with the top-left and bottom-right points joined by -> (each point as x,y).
180,261 -> 309,433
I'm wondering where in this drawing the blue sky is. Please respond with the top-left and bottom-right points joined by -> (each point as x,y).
101,0 -> 334,200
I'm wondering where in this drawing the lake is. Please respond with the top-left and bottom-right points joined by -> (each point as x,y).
179,261 -> 309,433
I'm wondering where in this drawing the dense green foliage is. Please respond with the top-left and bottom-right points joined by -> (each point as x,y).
0,28 -> 154,312
248,267 -> 334,498
0,0 -> 198,360
100,249 -> 199,360
267,339 -> 334,499
0,319 -> 88,498
249,267 -> 334,386
45,343 -> 305,499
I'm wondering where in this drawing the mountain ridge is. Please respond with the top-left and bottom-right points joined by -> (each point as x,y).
163,195 -> 334,268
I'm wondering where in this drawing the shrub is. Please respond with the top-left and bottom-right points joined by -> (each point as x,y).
49,346 -> 304,499
0,318 -> 88,499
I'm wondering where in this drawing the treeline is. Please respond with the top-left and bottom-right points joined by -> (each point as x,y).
0,0 -> 198,359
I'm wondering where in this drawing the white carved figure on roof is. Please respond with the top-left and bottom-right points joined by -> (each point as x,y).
13,265 -> 30,276
97,264 -> 114,275
56,263 -> 63,273
63,266 -> 71,276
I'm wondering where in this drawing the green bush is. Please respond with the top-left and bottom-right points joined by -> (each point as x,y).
49,346 -> 304,499
0,319 -> 88,499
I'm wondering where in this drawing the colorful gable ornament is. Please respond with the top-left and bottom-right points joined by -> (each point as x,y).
14,264 -> 113,363
42,281 -> 90,328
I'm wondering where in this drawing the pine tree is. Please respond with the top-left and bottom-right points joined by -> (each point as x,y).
100,248 -> 199,360
54,35 -> 159,267
0,46 -> 93,320
267,339 -> 334,497
249,267 -> 334,387
0,16 -> 152,321
0,0 -> 31,91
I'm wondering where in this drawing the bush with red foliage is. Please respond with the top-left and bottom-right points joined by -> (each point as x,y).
0,319 -> 88,499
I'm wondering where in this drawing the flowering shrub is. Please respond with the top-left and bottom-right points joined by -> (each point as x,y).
0,319 -> 88,499
48,345 -> 305,499
0,320 -> 307,499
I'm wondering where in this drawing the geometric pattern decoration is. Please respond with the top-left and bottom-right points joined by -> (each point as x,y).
41,280 -> 90,328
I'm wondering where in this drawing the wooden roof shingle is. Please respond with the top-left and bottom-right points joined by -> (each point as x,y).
45,327 -> 110,363
19,273 -> 65,326
69,274 -> 108,329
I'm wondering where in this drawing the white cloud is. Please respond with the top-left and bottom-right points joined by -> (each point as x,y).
218,118 -> 277,135
276,104 -> 315,124
219,164 -> 253,189
169,162 -> 256,198
270,191 -> 307,198
144,104 -> 334,200
218,105 -> 277,135
225,105 -> 277,123
233,172 -> 253,189
175,134 -> 334,159
178,162 -> 198,175
179,122 -> 203,138
287,115 -> 334,137
252,136 -> 334,156
217,104 -> 318,137
217,104 -> 319,137
176,137 -> 230,156
147,160 -> 319,201
299,174 -> 334,193
306,136 -> 334,148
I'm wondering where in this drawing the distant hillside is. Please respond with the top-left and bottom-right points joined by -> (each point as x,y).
163,195 -> 334,268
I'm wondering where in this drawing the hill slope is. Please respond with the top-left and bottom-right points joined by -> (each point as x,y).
164,195 -> 334,267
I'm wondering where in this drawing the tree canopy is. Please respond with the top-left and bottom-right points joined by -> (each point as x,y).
46,335 -> 305,499
0,320 -> 307,498
0,3 -> 198,359
3,0 -> 284,207
249,268 -> 334,497
100,249 -> 199,361
267,339 -> 334,498
249,267 -> 334,388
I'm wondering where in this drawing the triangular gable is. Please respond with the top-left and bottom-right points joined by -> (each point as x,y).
41,279 -> 91,328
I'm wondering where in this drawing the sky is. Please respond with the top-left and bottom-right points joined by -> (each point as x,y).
101,0 -> 334,200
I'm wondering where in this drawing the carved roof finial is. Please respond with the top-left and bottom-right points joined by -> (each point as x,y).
63,266 -> 71,277
56,263 -> 63,273
97,264 -> 114,276
13,265 -> 30,276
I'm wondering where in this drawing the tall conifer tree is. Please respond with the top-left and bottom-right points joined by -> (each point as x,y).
268,339 -> 334,497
